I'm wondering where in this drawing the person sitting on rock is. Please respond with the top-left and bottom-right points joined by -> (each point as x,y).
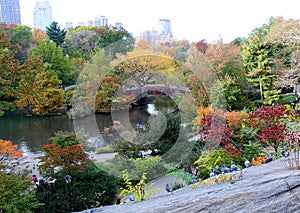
32,175 -> 38,184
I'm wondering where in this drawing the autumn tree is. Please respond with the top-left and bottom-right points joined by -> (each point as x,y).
172,39 -> 190,63
32,27 -> 48,44
112,48 -> 178,86
192,39 -> 209,54
204,42 -> 248,110
0,139 -> 23,160
15,56 -> 44,114
185,46 -> 226,109
0,29 -> 20,116
30,70 -> 64,115
36,132 -> 119,212
63,29 -> 99,60
95,77 -> 120,112
135,40 -> 150,50
247,105 -> 288,154
40,131 -> 91,175
265,16 -> 299,88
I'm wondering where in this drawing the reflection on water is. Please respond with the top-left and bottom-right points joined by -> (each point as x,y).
147,104 -> 158,115
0,111 -> 112,153
0,95 -> 177,153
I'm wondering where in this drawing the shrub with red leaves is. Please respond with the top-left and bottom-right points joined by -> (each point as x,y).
248,105 -> 288,153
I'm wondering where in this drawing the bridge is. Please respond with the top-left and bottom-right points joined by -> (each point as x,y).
117,84 -> 191,102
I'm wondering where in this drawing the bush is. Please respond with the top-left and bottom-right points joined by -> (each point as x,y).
35,165 -> 120,212
96,144 -> 116,154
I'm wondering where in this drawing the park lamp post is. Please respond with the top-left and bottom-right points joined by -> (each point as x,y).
294,75 -> 299,112
64,175 -> 73,211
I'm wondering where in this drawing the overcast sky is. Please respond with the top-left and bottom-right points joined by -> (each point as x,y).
19,0 -> 300,43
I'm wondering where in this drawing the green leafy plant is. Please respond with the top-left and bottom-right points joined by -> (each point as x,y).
194,149 -> 232,179
239,124 -> 266,161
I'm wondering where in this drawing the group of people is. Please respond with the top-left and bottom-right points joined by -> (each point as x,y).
32,175 -> 56,185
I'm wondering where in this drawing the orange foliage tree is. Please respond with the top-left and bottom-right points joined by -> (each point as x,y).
41,143 -> 92,174
0,139 -> 23,159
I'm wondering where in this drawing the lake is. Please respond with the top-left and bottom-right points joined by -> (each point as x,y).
0,95 -> 176,153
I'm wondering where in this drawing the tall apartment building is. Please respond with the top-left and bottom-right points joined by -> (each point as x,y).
33,0 -> 52,30
159,19 -> 172,37
94,15 -> 109,27
138,19 -> 174,45
0,0 -> 21,24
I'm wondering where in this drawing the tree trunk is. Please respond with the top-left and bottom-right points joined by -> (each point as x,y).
259,78 -> 264,100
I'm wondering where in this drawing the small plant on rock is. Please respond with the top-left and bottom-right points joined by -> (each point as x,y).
119,172 -> 154,202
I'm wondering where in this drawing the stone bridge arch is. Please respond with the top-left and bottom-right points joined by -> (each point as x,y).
120,84 -> 191,102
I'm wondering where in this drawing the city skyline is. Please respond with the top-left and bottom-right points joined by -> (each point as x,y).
19,0 -> 300,43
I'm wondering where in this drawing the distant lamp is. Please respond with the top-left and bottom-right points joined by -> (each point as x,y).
64,175 -> 72,184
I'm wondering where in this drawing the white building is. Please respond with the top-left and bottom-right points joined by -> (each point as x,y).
33,0 -> 52,31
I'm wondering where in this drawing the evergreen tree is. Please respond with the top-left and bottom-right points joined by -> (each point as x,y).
46,21 -> 66,46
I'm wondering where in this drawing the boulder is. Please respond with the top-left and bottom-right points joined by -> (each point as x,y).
77,157 -> 300,213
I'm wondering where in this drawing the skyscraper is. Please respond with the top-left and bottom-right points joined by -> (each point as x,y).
33,0 -> 52,30
159,19 -> 172,37
0,0 -> 21,24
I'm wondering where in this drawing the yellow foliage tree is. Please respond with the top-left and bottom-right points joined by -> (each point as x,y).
111,49 -> 177,86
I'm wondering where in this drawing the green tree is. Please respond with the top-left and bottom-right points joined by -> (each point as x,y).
46,21 -> 66,46
172,40 -> 191,63
242,27 -> 274,101
205,42 -> 248,110
10,24 -> 34,63
0,170 -> 42,212
148,113 -> 181,155
63,29 -> 99,60
71,49 -> 112,118
98,26 -> 135,60
35,166 -> 119,213
31,40 -> 77,86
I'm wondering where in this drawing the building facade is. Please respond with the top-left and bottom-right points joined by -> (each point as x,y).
0,0 -> 21,24
33,0 -> 52,30
159,19 -> 172,37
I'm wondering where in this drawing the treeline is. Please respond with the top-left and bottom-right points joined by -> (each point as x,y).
1,16 -> 300,116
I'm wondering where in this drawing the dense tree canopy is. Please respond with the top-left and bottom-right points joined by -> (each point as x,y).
98,26 -> 135,60
31,40 -> 77,86
112,49 -> 178,85
0,29 -> 20,115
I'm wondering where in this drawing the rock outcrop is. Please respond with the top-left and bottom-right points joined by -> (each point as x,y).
79,157 -> 300,213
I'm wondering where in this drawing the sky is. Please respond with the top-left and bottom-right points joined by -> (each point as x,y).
19,0 -> 300,43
